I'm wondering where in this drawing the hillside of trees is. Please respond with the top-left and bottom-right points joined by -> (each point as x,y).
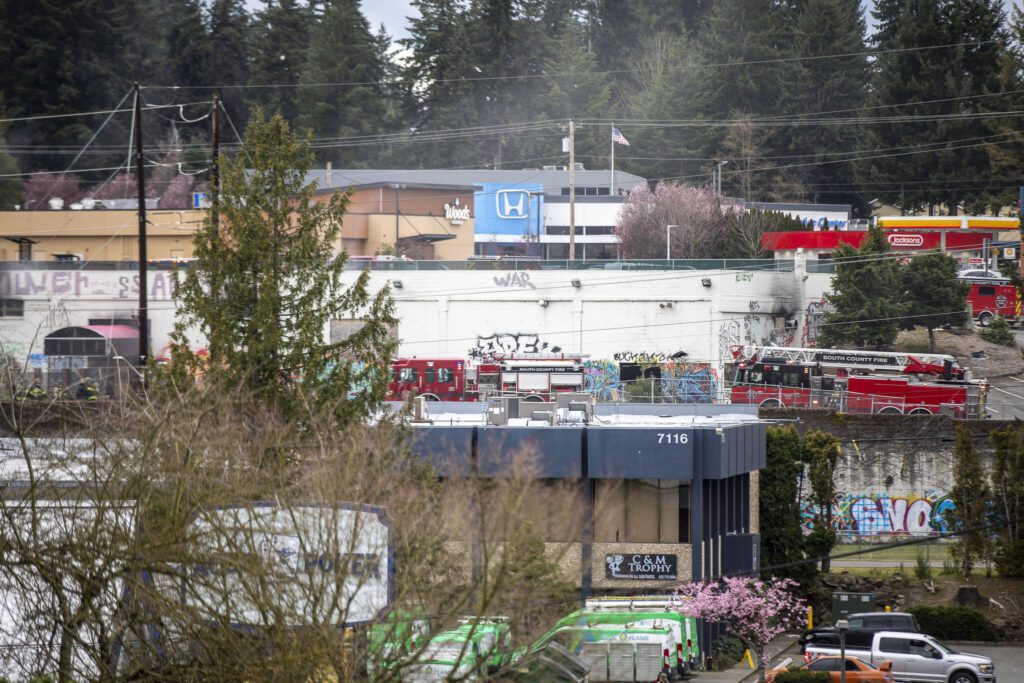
1,0 -> 1023,215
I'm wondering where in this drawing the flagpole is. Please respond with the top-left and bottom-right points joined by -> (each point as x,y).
610,123 -> 615,196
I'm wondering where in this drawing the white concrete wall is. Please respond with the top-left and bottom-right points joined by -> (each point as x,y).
0,265 -> 828,374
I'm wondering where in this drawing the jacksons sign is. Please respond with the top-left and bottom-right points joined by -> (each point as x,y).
605,553 -> 677,581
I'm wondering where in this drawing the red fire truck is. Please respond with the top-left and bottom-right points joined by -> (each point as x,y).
962,278 -> 1019,326
728,345 -> 987,418
387,355 -> 586,402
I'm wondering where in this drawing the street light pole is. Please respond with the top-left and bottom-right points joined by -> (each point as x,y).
837,619 -> 849,683
666,224 -> 678,261
715,160 -> 729,196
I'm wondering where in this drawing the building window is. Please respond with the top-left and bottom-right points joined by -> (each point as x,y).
53,253 -> 81,262
585,243 -> 619,260
0,299 -> 24,317
547,226 -> 570,236
584,226 -> 616,236
18,242 -> 31,261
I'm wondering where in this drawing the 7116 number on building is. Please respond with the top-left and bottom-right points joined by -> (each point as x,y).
657,433 -> 689,444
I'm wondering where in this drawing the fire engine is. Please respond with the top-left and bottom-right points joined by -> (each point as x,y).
729,345 -> 987,418
388,354 -> 586,402
964,278 -> 1019,326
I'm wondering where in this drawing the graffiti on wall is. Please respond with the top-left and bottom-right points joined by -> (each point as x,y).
581,359 -> 720,403
613,351 -> 687,364
0,270 -> 177,300
469,333 -> 562,359
801,489 -> 955,537
492,272 -> 535,289
659,362 -> 720,403
717,314 -> 792,361
802,298 -> 833,347
583,359 -> 619,401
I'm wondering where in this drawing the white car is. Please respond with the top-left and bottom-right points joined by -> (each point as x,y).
958,269 -> 1007,281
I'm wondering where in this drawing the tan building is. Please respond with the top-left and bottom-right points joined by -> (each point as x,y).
316,181 -> 477,259
0,181 -> 478,262
0,209 -> 204,262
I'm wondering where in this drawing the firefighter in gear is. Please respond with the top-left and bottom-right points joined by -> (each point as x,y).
27,380 -> 46,400
76,378 -> 99,401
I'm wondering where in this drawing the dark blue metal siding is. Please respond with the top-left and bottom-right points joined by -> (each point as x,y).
409,428 -> 473,476
586,428 -> 694,479
476,427 -> 583,477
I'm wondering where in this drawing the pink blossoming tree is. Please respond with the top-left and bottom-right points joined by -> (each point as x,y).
676,576 -> 805,681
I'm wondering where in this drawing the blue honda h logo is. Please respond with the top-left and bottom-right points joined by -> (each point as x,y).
496,189 -> 529,219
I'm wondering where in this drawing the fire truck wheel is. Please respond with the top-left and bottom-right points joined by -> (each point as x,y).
908,407 -> 932,415
759,398 -> 783,408
523,394 -> 545,402
877,406 -> 903,414
978,312 -> 993,326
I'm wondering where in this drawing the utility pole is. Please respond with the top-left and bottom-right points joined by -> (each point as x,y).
210,94 -> 220,202
133,81 -> 149,369
568,120 -> 576,261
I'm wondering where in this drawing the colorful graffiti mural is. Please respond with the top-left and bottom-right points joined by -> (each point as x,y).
583,359 -> 619,401
801,490 -> 955,538
582,359 -> 720,403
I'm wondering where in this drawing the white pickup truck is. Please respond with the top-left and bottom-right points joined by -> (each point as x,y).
805,631 -> 995,683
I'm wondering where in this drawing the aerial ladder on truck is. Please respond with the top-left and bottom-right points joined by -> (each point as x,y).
729,345 -> 968,379
728,345 -> 986,417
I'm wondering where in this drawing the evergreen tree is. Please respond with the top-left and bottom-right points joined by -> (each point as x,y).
249,0 -> 314,123
901,252 -> 970,351
298,0 -> 389,166
0,0 -> 139,172
400,0 -> 488,167
206,0 -> 251,123
169,111 -> 397,428
615,32 -> 694,182
789,0 -> 870,211
0,112 -> 22,210
165,0 -> 210,90
947,425 -> 991,579
540,19 -> 612,166
818,224 -> 907,347
685,0 -> 803,187
760,426 -> 813,581
933,0 -> 1006,214
859,0 -> 1006,214
803,430 -> 840,573
990,424 -> 1024,577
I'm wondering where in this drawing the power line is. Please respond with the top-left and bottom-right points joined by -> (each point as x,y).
140,39 -> 997,91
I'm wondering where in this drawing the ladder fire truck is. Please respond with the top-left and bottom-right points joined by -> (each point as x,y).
387,354 -> 586,402
728,345 -> 988,418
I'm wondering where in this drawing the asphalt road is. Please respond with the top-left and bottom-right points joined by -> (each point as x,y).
942,644 -> 1024,679
986,375 -> 1024,421
763,641 -> 1024,681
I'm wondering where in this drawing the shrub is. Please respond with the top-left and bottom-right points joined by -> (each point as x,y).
909,605 -> 999,641
995,540 -> 1024,577
980,316 -> 1015,346
774,670 -> 829,683
914,548 -> 933,581
708,634 -> 746,671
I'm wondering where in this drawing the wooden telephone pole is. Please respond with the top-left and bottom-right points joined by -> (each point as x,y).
133,82 -> 149,367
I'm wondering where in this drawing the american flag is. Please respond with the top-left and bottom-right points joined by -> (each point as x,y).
612,127 -> 630,146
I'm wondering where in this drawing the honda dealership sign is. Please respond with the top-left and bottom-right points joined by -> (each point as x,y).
474,182 -> 543,241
